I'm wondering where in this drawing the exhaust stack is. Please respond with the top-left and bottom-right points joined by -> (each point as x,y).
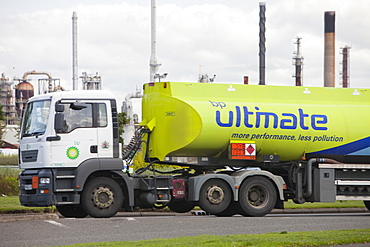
324,11 -> 335,87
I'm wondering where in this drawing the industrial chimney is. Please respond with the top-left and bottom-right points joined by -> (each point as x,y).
72,12 -> 78,90
149,0 -> 161,82
340,46 -> 350,88
324,11 -> 335,87
259,2 -> 266,85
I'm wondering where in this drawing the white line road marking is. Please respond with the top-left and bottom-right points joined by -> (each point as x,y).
45,220 -> 67,228
126,217 -> 136,221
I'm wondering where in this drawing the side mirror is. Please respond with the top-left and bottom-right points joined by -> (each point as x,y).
54,112 -> 64,133
70,102 -> 87,110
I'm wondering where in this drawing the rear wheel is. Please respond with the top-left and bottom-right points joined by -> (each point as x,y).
199,179 -> 232,215
237,176 -> 276,217
364,201 -> 370,211
168,199 -> 195,213
81,177 -> 124,218
56,205 -> 88,218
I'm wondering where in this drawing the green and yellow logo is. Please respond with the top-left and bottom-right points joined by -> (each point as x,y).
66,146 -> 80,160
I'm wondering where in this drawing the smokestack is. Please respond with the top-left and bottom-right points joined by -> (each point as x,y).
259,2 -> 266,85
149,0 -> 161,82
324,11 -> 335,87
341,46 -> 350,88
244,76 -> 249,84
72,12 -> 78,90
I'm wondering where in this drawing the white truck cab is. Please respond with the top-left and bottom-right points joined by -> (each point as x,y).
18,90 -> 129,217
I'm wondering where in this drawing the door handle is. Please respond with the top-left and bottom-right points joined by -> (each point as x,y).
90,145 -> 98,153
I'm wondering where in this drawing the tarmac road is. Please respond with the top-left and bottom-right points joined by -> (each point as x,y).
0,208 -> 369,247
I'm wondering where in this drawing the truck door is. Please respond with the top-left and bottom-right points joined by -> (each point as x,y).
95,100 -> 115,159
50,101 -> 98,168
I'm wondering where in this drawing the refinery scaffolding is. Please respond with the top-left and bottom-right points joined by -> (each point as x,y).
81,72 -> 102,90
0,73 -> 17,125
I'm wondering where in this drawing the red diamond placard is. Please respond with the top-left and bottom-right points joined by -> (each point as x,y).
246,144 -> 256,155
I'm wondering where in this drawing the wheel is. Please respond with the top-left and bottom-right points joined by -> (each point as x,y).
364,201 -> 370,211
168,199 -> 195,213
237,176 -> 277,217
199,179 -> 232,215
81,177 -> 124,218
56,205 -> 88,218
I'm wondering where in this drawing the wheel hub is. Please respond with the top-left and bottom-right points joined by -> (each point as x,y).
207,185 -> 224,204
249,190 -> 260,202
92,187 -> 113,209
248,186 -> 267,207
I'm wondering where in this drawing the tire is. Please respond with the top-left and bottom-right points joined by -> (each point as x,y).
56,205 -> 88,218
81,177 -> 124,218
199,179 -> 232,215
237,176 -> 277,217
364,201 -> 370,211
168,199 -> 195,213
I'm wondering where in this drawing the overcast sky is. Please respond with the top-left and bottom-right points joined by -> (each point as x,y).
1,0 -> 370,107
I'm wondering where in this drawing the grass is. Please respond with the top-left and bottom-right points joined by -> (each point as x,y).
284,199 -> 366,209
60,229 -> 370,247
0,196 -> 56,214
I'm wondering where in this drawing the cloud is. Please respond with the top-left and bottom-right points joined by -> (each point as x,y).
0,0 -> 369,106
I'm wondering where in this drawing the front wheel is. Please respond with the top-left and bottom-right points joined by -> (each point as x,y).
56,205 -> 88,218
237,176 -> 277,217
81,177 -> 124,218
199,179 -> 232,215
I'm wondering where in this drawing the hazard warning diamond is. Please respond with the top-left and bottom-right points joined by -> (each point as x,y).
246,144 -> 256,155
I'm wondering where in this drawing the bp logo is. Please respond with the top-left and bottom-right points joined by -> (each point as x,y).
66,146 -> 80,160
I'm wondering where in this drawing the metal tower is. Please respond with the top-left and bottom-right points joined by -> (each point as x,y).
292,37 -> 304,86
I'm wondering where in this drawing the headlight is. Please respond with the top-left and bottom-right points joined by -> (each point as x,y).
39,178 -> 50,184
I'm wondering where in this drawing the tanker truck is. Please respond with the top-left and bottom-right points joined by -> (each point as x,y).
18,82 -> 370,218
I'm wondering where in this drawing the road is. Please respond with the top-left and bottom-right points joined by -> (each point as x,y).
1,213 -> 369,247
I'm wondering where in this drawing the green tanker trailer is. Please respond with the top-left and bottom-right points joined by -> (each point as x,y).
141,82 -> 369,164
18,82 -> 370,218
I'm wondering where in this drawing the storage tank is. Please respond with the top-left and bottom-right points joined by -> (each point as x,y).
15,81 -> 34,117
141,82 -> 370,164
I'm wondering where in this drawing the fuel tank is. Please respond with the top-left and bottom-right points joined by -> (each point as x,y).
141,82 -> 370,163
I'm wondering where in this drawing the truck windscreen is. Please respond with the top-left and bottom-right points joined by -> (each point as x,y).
21,100 -> 51,137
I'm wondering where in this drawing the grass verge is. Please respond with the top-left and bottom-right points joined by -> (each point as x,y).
61,229 -> 370,247
0,196 -> 56,214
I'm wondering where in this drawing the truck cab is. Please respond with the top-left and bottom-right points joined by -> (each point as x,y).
18,90 -> 128,217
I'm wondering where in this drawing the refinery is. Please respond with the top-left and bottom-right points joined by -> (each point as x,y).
0,2 -> 357,150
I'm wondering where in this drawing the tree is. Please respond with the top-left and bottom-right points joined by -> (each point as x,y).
118,112 -> 129,144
